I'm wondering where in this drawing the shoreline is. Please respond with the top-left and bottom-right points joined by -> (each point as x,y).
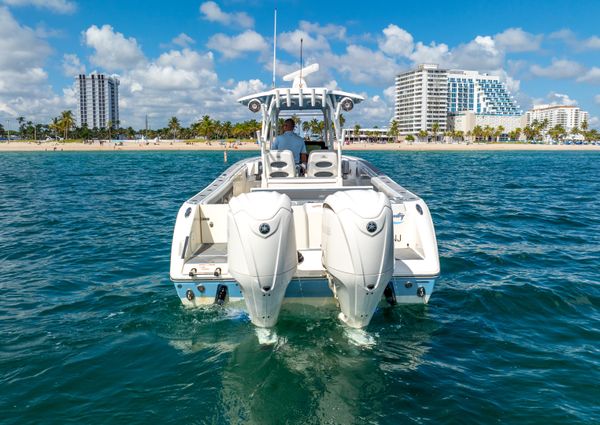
1,141 -> 599,152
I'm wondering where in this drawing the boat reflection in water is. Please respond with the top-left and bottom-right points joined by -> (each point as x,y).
167,304 -> 434,424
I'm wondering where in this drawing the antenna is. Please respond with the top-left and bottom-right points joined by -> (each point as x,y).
272,8 -> 277,88
300,38 -> 303,88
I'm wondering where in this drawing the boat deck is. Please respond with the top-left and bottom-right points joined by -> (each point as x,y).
186,243 -> 424,276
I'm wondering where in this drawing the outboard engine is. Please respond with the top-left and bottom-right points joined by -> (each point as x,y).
228,192 -> 297,327
322,190 -> 394,328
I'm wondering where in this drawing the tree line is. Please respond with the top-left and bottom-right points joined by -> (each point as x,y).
2,111 -> 598,143
0,112 -> 263,141
379,119 -> 600,143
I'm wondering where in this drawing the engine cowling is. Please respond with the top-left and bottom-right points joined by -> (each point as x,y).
322,190 -> 394,328
228,191 -> 297,327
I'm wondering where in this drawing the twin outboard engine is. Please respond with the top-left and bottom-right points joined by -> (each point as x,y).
227,192 -> 297,327
322,190 -> 394,328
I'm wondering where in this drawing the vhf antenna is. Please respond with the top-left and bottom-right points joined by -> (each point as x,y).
299,38 -> 303,88
272,8 -> 277,88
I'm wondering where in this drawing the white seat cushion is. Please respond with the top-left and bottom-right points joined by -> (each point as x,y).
267,150 -> 296,178
307,150 -> 338,178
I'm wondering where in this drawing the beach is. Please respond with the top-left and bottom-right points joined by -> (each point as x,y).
1,140 -> 600,152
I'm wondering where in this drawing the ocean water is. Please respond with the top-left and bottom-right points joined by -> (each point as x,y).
0,150 -> 598,424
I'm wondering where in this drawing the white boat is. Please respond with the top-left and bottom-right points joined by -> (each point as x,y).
170,65 -> 439,330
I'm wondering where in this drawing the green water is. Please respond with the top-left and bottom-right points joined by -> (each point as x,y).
0,151 -> 598,424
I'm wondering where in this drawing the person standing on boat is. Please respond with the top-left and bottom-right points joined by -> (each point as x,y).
273,119 -> 307,166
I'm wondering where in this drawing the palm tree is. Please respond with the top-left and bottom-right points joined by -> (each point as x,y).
107,120 -> 113,141
302,121 -> 311,137
549,124 -> 567,143
388,120 -> 399,143
309,119 -> 325,138
496,125 -> 505,142
570,126 -> 580,142
197,115 -> 214,140
405,134 -> 415,144
523,125 -> 536,142
430,122 -> 440,143
17,116 -> 25,139
168,116 -> 180,141
482,125 -> 493,143
59,111 -> 75,140
472,125 -> 483,142
417,130 -> 428,143
222,121 -> 233,139
353,124 -> 361,142
444,130 -> 452,143
513,127 -> 522,142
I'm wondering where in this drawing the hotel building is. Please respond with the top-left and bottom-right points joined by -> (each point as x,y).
76,73 -> 120,129
525,105 -> 589,133
394,64 -> 448,135
394,65 -> 523,136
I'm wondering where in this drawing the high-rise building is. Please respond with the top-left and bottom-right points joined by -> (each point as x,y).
394,64 -> 448,135
525,105 -> 589,133
447,70 -> 521,116
76,73 -> 120,129
394,65 -> 522,135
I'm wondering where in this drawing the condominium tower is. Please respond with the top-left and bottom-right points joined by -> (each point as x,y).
394,64 -> 448,134
394,64 -> 522,135
76,73 -> 120,129
525,105 -> 589,132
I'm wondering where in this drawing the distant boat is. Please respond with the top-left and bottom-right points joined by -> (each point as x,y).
170,64 -> 439,334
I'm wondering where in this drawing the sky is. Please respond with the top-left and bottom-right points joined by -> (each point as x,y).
1,0 -> 600,130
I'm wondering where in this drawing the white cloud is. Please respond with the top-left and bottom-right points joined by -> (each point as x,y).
278,30 -> 330,55
84,25 -> 146,71
451,36 -> 503,70
0,6 -> 51,69
172,33 -> 195,48
125,49 -> 216,92
62,53 -> 85,76
225,79 -> 268,100
533,92 -> 578,107
494,28 -> 542,52
577,67 -> 600,84
582,36 -> 600,50
0,7 -> 66,121
199,1 -> 253,28
207,30 -> 268,59
352,93 -> 393,127
110,45 -> 272,128
2,0 -> 75,14
298,21 -> 346,40
378,24 -> 414,57
327,45 -> 401,85
549,29 -> 600,51
409,41 -> 449,65
530,59 -> 585,79
549,29 -> 573,41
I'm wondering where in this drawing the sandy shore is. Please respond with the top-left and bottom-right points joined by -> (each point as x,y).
1,140 -> 599,152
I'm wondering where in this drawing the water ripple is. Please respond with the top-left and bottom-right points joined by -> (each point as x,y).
1,151 -> 599,424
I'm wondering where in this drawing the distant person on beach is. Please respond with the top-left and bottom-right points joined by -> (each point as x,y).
272,118 -> 307,165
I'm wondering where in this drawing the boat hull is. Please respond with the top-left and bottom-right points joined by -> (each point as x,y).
172,276 -> 437,308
